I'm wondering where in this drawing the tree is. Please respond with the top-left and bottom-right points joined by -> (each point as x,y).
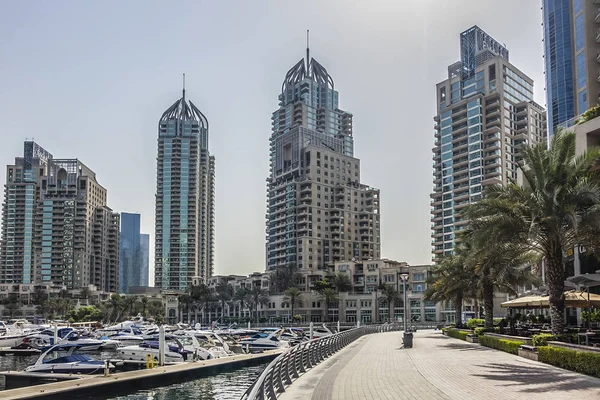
332,272 -> 352,293
465,130 -> 600,334
79,287 -> 92,304
425,247 -> 476,326
247,286 -> 269,324
178,294 -> 192,323
233,288 -> 249,319
190,284 -> 214,324
123,296 -> 138,319
139,296 -> 149,318
319,288 -> 339,323
2,294 -> 20,319
106,294 -> 123,322
215,282 -> 234,321
270,263 -> 301,294
32,287 -> 47,306
378,284 -> 400,322
283,287 -> 303,321
465,234 -> 540,329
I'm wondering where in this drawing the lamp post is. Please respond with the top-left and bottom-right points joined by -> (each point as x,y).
400,273 -> 412,348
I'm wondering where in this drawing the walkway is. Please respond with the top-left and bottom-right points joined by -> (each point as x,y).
279,330 -> 600,400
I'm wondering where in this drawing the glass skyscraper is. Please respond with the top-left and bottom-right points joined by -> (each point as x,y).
155,87 -> 215,290
542,0 -> 598,134
119,213 -> 150,293
432,26 -> 547,260
266,43 -> 381,272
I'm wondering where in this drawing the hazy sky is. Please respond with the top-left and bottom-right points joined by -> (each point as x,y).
0,0 -> 545,279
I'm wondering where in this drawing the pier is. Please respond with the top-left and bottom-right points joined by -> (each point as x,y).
0,349 -> 282,400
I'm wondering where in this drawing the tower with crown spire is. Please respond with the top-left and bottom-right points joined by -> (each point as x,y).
155,83 -> 215,290
265,42 -> 381,277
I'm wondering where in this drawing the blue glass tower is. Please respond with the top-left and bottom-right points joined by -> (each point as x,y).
119,213 -> 141,293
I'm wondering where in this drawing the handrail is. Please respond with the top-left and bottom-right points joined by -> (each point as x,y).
241,323 -> 401,400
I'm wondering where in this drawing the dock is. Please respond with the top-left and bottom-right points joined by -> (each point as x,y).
0,349 -> 283,399
0,347 -> 41,356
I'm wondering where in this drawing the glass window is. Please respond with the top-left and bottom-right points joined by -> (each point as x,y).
577,52 -> 587,90
575,14 -> 584,52
574,0 -> 583,14
580,90 -> 588,113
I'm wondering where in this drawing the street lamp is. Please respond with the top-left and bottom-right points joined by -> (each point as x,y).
399,273 -> 409,333
399,273 -> 413,348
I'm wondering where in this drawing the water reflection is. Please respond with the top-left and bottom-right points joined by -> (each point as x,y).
104,364 -> 265,400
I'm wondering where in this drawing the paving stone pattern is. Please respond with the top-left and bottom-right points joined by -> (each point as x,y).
279,330 -> 600,400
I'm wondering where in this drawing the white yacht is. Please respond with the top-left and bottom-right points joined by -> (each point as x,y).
25,344 -> 113,374
240,332 -> 290,353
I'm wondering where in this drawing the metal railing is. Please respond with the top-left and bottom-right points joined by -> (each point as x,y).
241,323 -> 401,400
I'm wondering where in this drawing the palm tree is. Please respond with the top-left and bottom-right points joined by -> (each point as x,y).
465,130 -> 600,334
215,282 -> 233,322
378,284 -> 400,322
247,286 -> 269,324
139,296 -> 149,318
283,287 -> 303,322
332,272 -> 352,293
465,235 -> 540,329
233,288 -> 248,319
270,263 -> 301,294
319,288 -> 339,323
79,287 -> 92,305
107,294 -> 123,322
123,296 -> 138,319
178,294 -> 192,323
32,287 -> 47,306
425,248 -> 476,326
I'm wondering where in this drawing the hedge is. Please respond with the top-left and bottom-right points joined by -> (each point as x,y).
538,346 -> 600,378
479,335 -> 523,354
446,328 -> 471,341
532,333 -> 556,347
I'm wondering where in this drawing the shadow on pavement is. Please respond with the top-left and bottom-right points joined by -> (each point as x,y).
437,342 -> 490,352
472,362 -> 600,393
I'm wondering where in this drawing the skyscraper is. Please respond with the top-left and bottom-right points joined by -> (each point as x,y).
432,26 -> 547,260
140,233 -> 150,287
155,85 -> 215,290
542,0 -> 599,135
0,141 -> 119,291
266,40 -> 381,273
119,212 -> 145,293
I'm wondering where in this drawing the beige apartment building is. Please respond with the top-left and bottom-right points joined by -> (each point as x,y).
266,47 -> 380,275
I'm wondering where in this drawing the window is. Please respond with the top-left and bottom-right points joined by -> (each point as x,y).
576,52 -> 587,90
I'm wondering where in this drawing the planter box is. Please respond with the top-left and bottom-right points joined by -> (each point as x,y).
518,346 -> 539,361
484,332 -> 533,345
548,341 -> 600,354
466,334 -> 479,343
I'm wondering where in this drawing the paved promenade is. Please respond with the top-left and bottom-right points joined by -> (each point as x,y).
279,330 -> 600,400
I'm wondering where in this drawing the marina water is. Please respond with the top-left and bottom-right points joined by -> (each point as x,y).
0,352 -> 266,399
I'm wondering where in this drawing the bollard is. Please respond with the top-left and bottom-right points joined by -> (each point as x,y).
158,325 -> 166,367
53,325 -> 58,346
104,359 -> 109,377
337,320 -> 340,333
309,322 -> 314,340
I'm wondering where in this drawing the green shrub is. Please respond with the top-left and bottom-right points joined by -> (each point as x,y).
474,327 -> 485,336
466,318 -> 484,329
441,327 -> 447,334
532,333 -> 557,347
539,346 -> 600,378
446,328 -> 471,341
493,318 -> 503,325
479,335 -> 523,354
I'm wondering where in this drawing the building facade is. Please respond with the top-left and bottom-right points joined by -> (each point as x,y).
155,88 -> 215,291
119,213 -> 149,293
0,141 -> 119,292
432,26 -> 547,260
140,233 -> 149,287
266,45 -> 381,274
542,0 -> 600,134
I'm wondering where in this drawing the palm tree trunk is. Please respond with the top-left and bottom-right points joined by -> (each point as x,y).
388,300 -> 393,322
291,304 -> 295,323
482,279 -> 494,330
454,295 -> 463,326
547,253 -> 566,334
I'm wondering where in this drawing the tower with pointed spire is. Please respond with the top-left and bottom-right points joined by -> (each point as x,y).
266,39 -> 381,275
155,80 -> 215,290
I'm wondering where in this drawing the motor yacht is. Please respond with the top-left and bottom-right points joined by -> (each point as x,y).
25,343 -> 113,374
116,337 -> 190,363
239,332 -> 290,353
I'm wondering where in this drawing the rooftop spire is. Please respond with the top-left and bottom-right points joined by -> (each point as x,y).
306,30 -> 310,73
182,73 -> 186,102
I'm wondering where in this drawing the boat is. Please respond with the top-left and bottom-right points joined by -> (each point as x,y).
239,332 -> 290,353
312,325 -> 333,339
116,339 -> 188,363
0,321 -> 34,348
27,328 -> 119,351
24,343 -> 113,374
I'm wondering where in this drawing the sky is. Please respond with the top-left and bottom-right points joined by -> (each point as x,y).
0,0 -> 545,280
